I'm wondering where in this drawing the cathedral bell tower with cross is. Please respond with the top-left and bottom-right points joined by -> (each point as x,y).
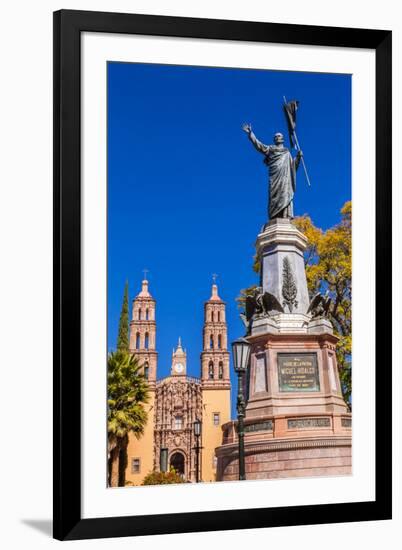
129,270 -> 157,387
201,275 -> 230,387
200,275 -> 231,482
125,272 -> 157,486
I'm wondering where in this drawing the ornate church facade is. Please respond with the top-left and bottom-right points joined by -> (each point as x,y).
125,279 -> 231,485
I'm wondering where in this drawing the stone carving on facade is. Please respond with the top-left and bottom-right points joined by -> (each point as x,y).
281,256 -> 298,312
153,377 -> 202,481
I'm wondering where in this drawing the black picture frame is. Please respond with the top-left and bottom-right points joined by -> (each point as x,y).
53,9 -> 392,541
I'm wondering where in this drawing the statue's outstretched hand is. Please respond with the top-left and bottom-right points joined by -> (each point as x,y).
242,123 -> 252,134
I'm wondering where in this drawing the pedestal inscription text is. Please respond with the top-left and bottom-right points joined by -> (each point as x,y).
288,417 -> 330,429
244,420 -> 273,433
277,353 -> 319,392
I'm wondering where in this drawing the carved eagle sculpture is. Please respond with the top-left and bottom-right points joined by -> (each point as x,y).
261,292 -> 285,316
307,291 -> 332,319
240,287 -> 284,333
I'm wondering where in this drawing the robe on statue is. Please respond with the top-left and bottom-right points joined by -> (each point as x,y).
248,132 -> 296,219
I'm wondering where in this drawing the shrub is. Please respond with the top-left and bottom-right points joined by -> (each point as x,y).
141,468 -> 185,485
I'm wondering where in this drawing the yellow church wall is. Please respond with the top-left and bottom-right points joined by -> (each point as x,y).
125,391 -> 155,486
201,387 -> 231,482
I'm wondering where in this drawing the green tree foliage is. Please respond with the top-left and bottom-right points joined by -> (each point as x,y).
236,284 -> 258,313
236,259 -> 259,313
117,281 -> 129,352
237,202 -> 352,408
295,201 -> 352,407
141,468 -> 185,486
108,350 -> 149,487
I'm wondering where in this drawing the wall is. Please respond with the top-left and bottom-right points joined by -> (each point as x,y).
0,1 -> 400,549
201,388 -> 231,481
125,393 -> 156,485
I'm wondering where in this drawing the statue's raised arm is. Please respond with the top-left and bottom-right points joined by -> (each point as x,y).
242,123 -> 270,155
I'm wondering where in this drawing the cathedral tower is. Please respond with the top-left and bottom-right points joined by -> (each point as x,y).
201,283 -> 230,388
200,282 -> 231,481
125,277 -> 157,485
129,277 -> 157,387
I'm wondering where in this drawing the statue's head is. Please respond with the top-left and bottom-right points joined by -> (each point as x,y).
274,132 -> 284,145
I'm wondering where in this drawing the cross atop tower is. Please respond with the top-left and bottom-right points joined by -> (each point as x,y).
142,268 -> 149,281
212,273 -> 218,284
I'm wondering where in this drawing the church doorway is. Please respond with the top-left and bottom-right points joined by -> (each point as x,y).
170,452 -> 185,478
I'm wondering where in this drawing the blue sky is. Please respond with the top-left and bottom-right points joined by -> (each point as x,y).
107,62 -> 351,414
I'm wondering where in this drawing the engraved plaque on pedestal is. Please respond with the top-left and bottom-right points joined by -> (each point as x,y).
277,353 -> 320,392
288,417 -> 330,429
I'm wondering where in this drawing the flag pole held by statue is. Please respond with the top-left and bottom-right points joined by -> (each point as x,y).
283,96 -> 311,187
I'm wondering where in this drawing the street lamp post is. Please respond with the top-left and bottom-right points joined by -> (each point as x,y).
193,419 -> 202,483
231,337 -> 251,481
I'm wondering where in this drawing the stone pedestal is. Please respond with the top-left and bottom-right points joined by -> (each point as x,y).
256,219 -> 310,315
245,331 -> 347,418
216,433 -> 352,481
216,327 -> 352,480
216,219 -> 352,481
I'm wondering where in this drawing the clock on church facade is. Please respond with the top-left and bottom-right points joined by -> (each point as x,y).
125,279 -> 231,484
171,338 -> 186,375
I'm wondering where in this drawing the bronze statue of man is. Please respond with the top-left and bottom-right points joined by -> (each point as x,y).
242,124 -> 303,220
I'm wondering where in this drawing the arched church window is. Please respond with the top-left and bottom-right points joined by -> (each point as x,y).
144,332 -> 149,349
218,361 -> 223,379
135,332 -> 140,349
218,335 -> 222,349
138,308 -> 142,320
146,308 -> 149,320
210,334 -> 214,349
144,362 -> 149,379
208,361 -> 214,379
211,311 -> 214,322
217,311 -> 221,322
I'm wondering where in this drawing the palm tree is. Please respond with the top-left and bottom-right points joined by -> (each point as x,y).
108,350 -> 149,487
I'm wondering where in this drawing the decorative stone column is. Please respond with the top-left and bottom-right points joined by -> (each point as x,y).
256,218 -> 310,315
